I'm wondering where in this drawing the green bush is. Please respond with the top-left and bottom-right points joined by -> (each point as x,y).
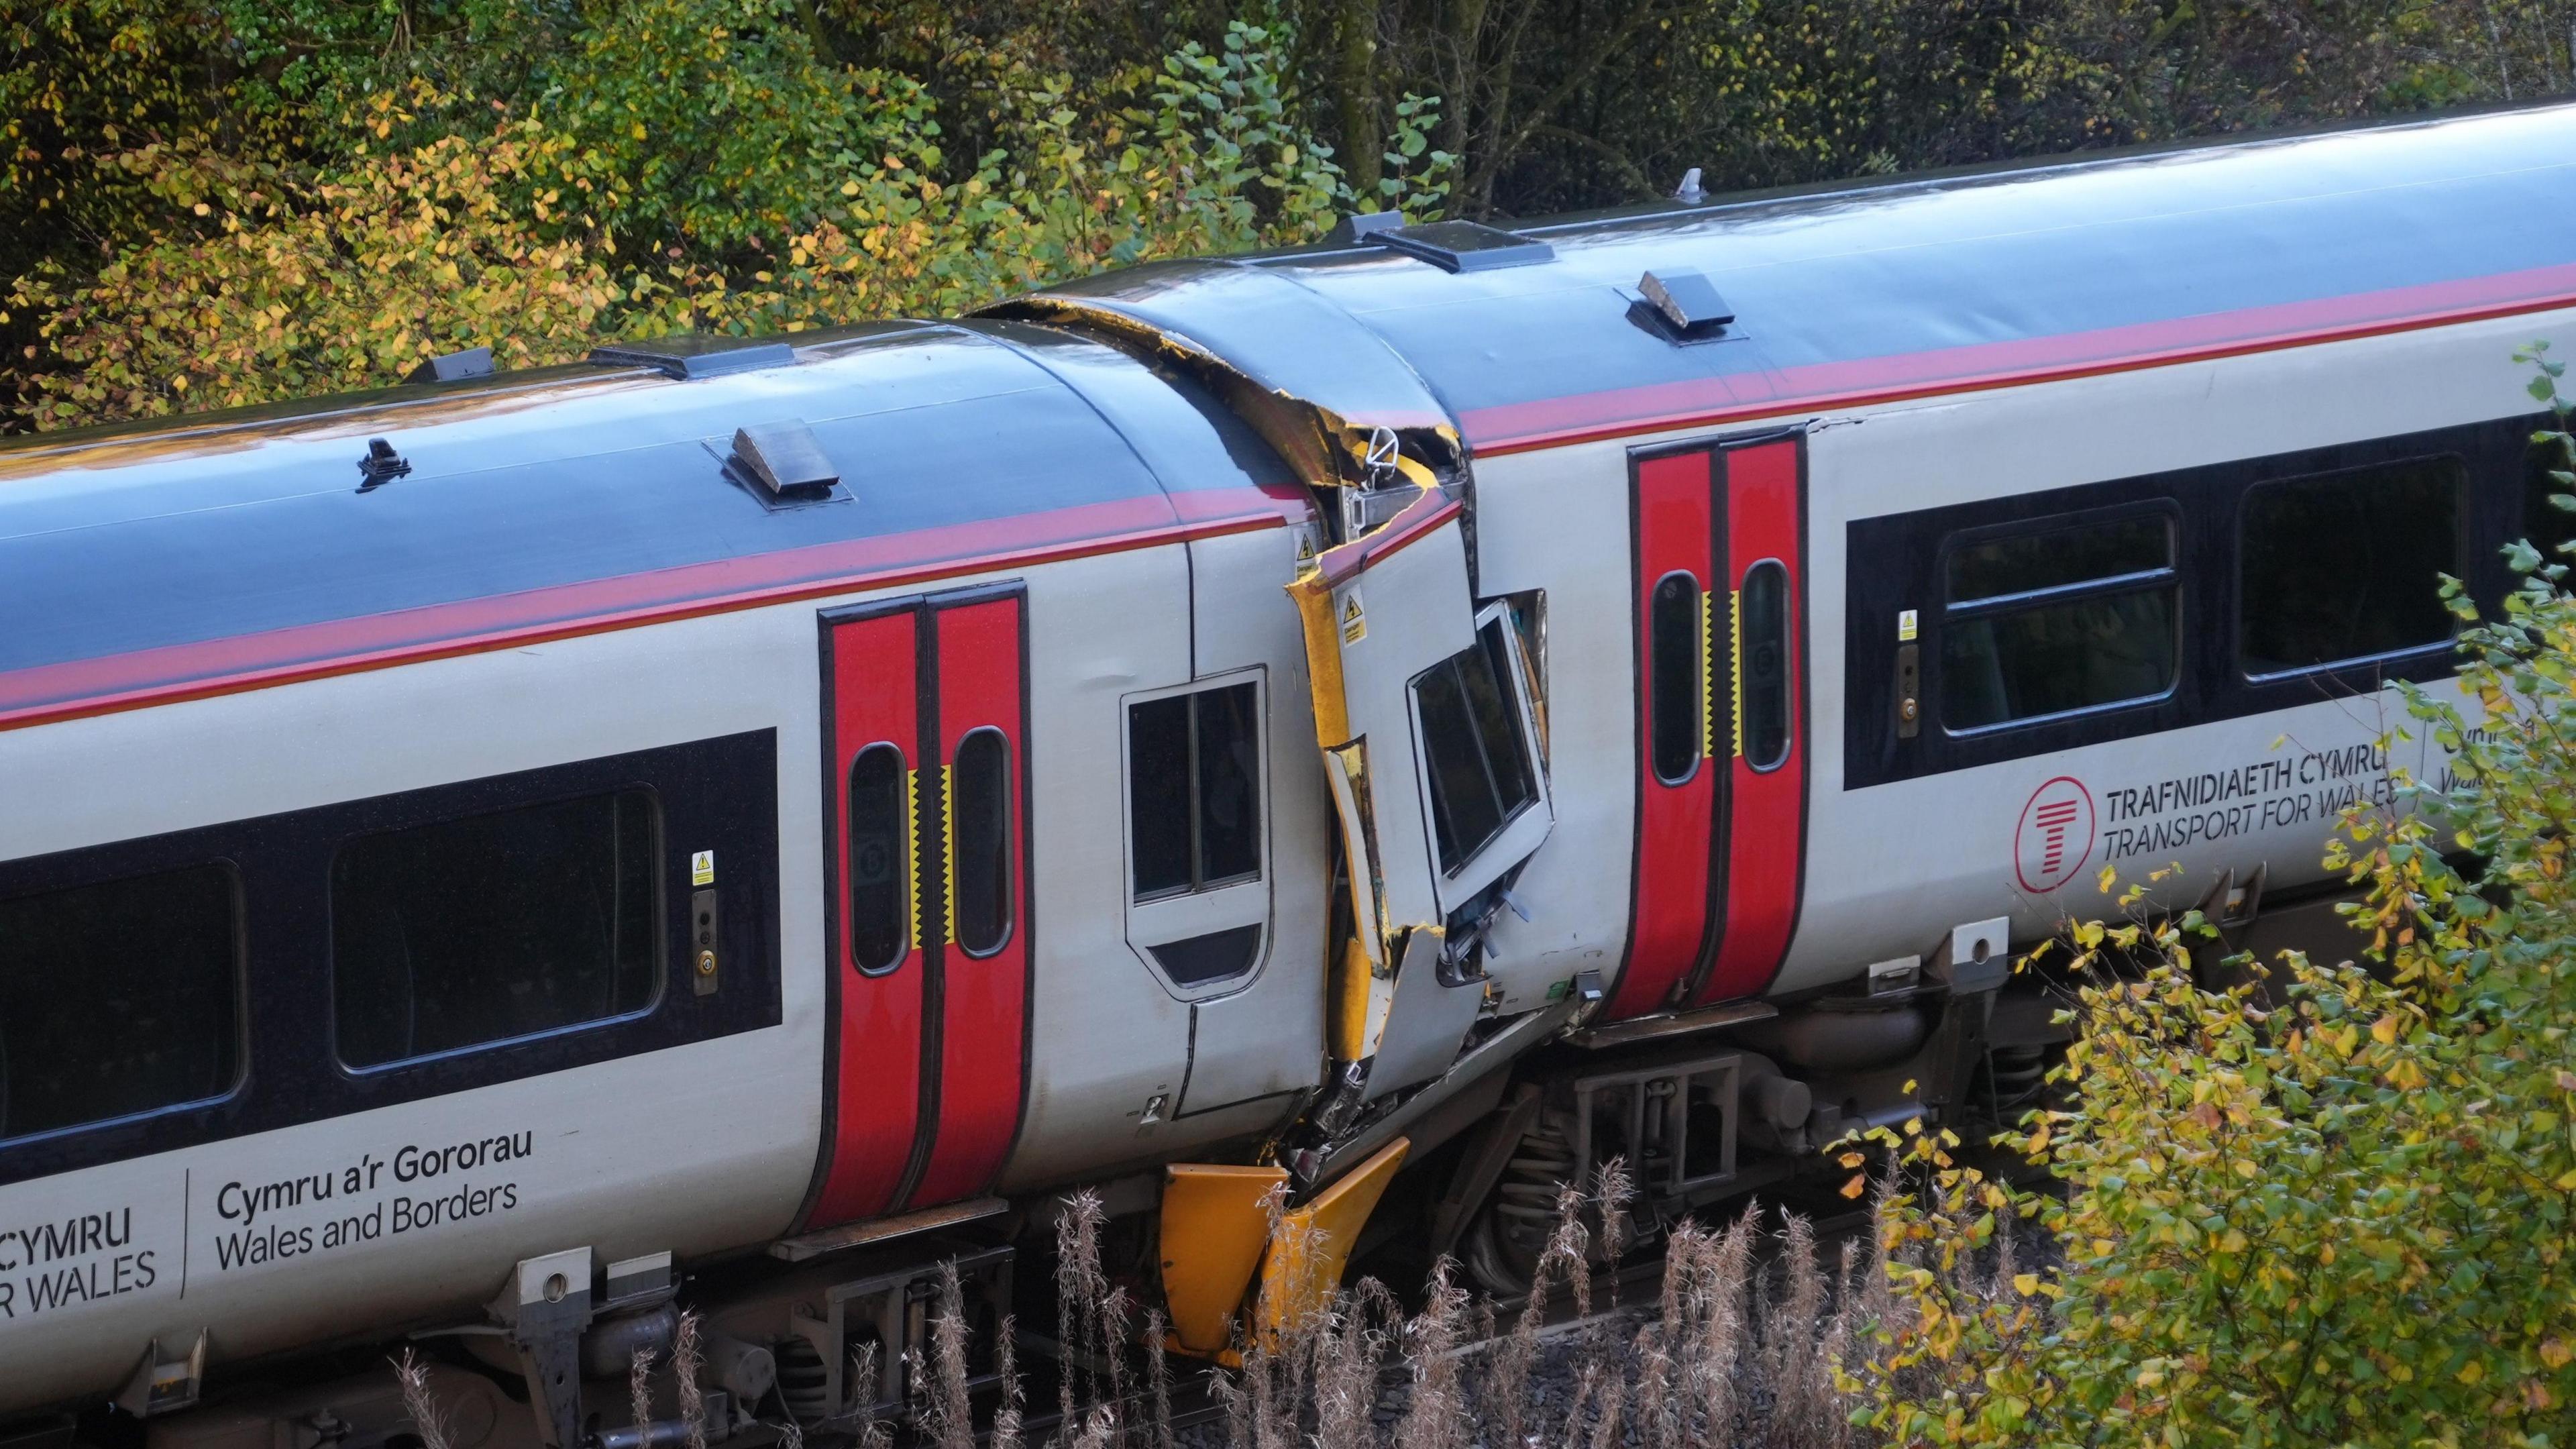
1849,356 -> 2576,1446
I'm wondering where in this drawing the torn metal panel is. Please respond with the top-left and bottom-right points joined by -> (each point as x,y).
977,262 -> 1462,512
1361,927 -> 1484,1102
1254,1135 -> 1409,1342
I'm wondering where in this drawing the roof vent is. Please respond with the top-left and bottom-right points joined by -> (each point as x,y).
1672,168 -> 1707,205
1637,269 -> 1736,341
1369,219 -> 1555,274
725,420 -> 845,508
589,334 -> 798,381
356,437 -> 412,492
1325,210 -> 1407,246
407,345 -> 495,384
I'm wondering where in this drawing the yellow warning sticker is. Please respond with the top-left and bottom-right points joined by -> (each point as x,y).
691,849 -> 715,886
1340,592 -> 1367,645
1896,608 -> 1919,643
1296,531 -> 1318,561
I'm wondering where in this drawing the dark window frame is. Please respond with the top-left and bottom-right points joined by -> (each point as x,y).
1412,614 -> 1544,877
1647,570 -> 1707,785
1126,678 -> 1267,903
845,741 -> 912,975
0,859 -> 249,1148
0,730 -> 781,1189
329,785 -> 666,1073
1843,415 -> 2538,790
1933,500 -> 2183,736
951,725 -> 1015,959
2233,452 -> 2467,682
1740,558 -> 1797,769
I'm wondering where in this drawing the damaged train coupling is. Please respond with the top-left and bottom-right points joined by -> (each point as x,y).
1428,916 -> 2070,1296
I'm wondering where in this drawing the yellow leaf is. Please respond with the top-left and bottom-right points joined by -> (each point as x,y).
1837,1151 -> 1865,1169
2457,1360 -> 2485,1385
1839,1174 -> 1866,1199
2371,1012 -> 2402,1044
2542,1340 -> 2573,1370
2098,865 -> 2118,893
2012,1273 -> 2039,1296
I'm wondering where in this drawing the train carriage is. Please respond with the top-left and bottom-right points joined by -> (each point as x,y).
1,100 -> 2573,1444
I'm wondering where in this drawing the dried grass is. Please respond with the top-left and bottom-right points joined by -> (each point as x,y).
390,1349 -> 453,1449
670,1311 -> 706,1449
382,1161 -> 1974,1449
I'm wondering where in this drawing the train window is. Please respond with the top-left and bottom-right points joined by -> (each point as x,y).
951,728 -> 1013,955
847,744 -> 910,973
1940,512 -> 2178,731
0,863 -> 239,1140
2240,457 -> 2463,676
1741,561 -> 1791,769
333,788 -> 661,1069
1128,682 -> 1263,900
1648,573 -> 1704,782
1415,616 -> 1540,873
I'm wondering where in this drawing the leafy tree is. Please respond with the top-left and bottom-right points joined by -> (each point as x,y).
1847,352 -> 2576,1446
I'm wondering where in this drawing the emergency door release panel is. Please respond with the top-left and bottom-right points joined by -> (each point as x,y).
1290,490 -> 1553,1097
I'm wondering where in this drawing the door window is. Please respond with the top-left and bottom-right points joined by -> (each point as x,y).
1127,681 -> 1264,900
846,744 -> 910,973
1648,573 -> 1705,782
1740,561 -> 1791,769
950,728 -> 1013,956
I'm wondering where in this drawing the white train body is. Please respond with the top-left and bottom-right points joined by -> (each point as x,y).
2,104 -> 2573,1434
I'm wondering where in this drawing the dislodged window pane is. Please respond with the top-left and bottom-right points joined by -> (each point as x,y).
1648,573 -> 1703,783
0,863 -> 239,1139
953,729 -> 1013,955
1948,515 -> 2169,602
1415,619 -> 1542,874
1126,682 -> 1263,900
1127,696 -> 1193,898
2240,458 -> 2462,676
1194,684 -> 1262,885
847,744 -> 910,973
1473,621 -> 1537,819
1741,561 -> 1791,769
1941,590 -> 2176,729
334,790 -> 661,1069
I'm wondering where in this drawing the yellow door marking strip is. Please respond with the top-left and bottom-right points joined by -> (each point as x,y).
1159,1164 -> 1290,1357
1730,588 -> 1746,759
939,761 -> 956,945
905,766 -> 922,954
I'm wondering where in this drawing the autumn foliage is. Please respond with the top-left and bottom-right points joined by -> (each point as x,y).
1848,360 -> 2576,1445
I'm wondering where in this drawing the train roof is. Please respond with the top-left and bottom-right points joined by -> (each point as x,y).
6,101 -> 2575,731
0,321 -> 1300,729
1014,100 -> 2576,455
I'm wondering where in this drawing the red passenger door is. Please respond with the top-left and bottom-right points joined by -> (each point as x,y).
1611,437 -> 1809,1018
805,585 -> 1031,1227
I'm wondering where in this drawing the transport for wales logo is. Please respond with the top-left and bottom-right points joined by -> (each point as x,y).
2013,775 -> 2096,894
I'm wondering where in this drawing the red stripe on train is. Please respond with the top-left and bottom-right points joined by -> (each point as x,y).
1464,261 -> 2576,455
0,492 -> 1287,733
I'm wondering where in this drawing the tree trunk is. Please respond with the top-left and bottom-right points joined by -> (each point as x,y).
1337,0 -> 1383,202
1441,0 -> 1489,180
